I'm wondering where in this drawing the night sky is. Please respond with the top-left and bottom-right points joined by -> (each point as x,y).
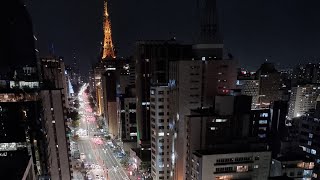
26,0 -> 320,72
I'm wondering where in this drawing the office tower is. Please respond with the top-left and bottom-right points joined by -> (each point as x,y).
170,58 -> 237,179
269,101 -> 289,157
0,91 -> 40,179
0,1 -> 48,179
40,57 -> 69,108
118,62 -> 131,94
182,95 -> 252,179
191,148 -> 271,180
93,64 -> 105,115
102,70 -> 118,138
0,0 -> 37,78
41,90 -> 71,180
295,116 -> 320,178
120,96 -> 137,141
150,86 -> 172,180
292,63 -> 320,86
118,58 -> 136,140
129,56 -> 136,86
237,70 -> 260,109
256,62 -> 281,108
40,58 -> 72,180
279,69 -> 293,101
270,153 -> 314,179
288,84 -> 320,119
135,40 -> 189,146
250,109 -> 271,141
183,95 -> 271,180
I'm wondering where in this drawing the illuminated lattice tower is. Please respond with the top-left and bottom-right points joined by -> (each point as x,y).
102,0 -> 115,59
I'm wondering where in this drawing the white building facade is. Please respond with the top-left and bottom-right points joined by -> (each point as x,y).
191,151 -> 271,180
288,84 -> 320,119
150,86 -> 173,180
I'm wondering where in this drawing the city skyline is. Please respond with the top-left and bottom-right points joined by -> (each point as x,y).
26,0 -> 320,72
3,0 -> 320,180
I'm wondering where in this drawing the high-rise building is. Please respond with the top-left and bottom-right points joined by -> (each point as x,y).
169,58 -> 237,179
120,96 -> 137,141
237,70 -> 260,109
292,63 -> 320,86
0,89 -> 43,179
288,84 -> 320,119
0,0 -> 37,78
135,40 -> 189,146
41,90 -> 71,180
181,95 -> 272,180
270,153 -> 314,179
102,70 -> 118,138
295,114 -> 320,178
40,57 -> 72,180
0,1 -> 48,179
250,109 -> 271,140
150,86 -> 172,180
279,69 -> 293,101
40,57 -> 69,108
256,62 -> 281,108
191,147 -> 271,180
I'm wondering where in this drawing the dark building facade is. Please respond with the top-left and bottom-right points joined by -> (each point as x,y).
135,40 -> 190,146
256,62 -> 281,108
0,0 -> 37,78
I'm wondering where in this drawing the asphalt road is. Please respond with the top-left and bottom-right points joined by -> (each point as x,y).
76,88 -> 129,180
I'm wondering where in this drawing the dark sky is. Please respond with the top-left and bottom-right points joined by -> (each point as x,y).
26,0 -> 320,72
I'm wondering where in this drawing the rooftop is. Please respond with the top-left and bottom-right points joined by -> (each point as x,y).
193,143 -> 269,157
131,148 -> 151,162
276,152 -> 311,162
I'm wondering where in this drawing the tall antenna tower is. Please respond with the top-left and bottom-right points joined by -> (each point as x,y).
102,0 -> 115,59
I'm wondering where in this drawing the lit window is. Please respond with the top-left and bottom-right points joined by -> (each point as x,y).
260,113 -> 268,117
259,120 -> 268,124
311,149 -> 317,155
215,119 -> 227,123
309,133 -> 313,138
254,165 -> 259,169
158,132 -> 164,137
236,165 -> 248,172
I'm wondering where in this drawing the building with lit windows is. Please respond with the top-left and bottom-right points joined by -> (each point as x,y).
135,39 -> 189,147
150,86 -> 173,180
288,84 -> 320,119
250,109 -> 271,140
295,105 -> 320,178
270,153 -> 314,179
0,1 -> 49,178
40,57 -> 72,180
40,57 -> 69,108
41,90 -> 71,180
237,70 -> 260,109
292,63 -> 320,87
102,70 -> 118,138
191,147 -> 271,180
169,58 -> 237,180
256,62 -> 281,108
121,96 -> 137,141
